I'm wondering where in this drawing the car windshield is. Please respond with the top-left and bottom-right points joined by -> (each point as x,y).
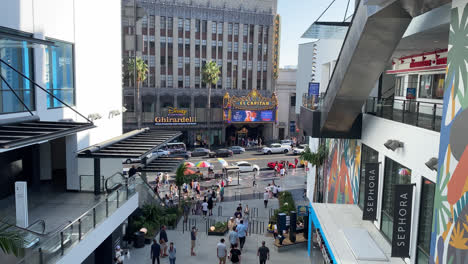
195,148 -> 204,151
271,144 -> 280,147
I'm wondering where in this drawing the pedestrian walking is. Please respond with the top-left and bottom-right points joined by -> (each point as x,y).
217,238 -> 227,264
294,158 -> 298,168
159,225 -> 168,257
236,220 -> 248,250
202,198 -> 209,218
168,242 -> 176,264
263,190 -> 269,208
128,165 -> 137,177
191,226 -> 197,256
280,167 -> 285,177
229,244 -> 242,264
183,202 -> 190,223
208,196 -> 214,216
229,226 -> 239,248
220,186 -> 225,202
150,239 -> 161,264
257,241 -> 270,264
114,246 -> 124,263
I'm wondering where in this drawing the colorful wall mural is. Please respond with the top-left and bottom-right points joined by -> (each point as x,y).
323,138 -> 361,204
431,1 -> 468,263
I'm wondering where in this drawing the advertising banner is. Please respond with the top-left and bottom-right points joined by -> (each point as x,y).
154,107 -> 197,126
406,88 -> 416,99
391,184 -> 414,258
362,163 -> 379,221
308,82 -> 320,96
230,110 -> 275,122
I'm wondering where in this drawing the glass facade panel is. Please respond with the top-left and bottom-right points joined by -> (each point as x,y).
381,157 -> 411,242
0,36 -> 35,113
416,178 -> 435,264
46,40 -> 75,108
358,145 -> 379,209
419,74 -> 444,99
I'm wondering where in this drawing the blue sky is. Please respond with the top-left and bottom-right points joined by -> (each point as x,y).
278,0 -> 355,67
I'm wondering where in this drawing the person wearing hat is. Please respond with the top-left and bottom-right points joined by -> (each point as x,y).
114,245 -> 124,263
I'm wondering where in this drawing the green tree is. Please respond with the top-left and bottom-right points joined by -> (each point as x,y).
300,143 -> 328,202
175,163 -> 188,205
127,57 -> 148,129
0,219 -> 23,257
201,61 -> 221,149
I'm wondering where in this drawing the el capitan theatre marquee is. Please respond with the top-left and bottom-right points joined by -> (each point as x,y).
223,90 -> 278,123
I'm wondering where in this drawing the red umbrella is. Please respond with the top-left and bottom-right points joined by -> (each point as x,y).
184,169 -> 196,175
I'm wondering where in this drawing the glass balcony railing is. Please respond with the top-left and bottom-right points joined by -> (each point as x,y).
364,97 -> 443,132
18,176 -> 137,264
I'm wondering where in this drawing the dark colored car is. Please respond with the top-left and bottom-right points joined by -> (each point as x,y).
208,149 -> 233,158
191,148 -> 210,157
229,146 -> 246,154
168,150 -> 191,159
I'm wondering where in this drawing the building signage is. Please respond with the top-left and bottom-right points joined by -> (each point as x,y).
391,184 -> 414,258
308,82 -> 320,96
272,15 -> 280,80
297,205 -> 308,216
154,107 -> 197,126
363,163 -> 379,221
223,90 -> 278,123
406,88 -> 416,99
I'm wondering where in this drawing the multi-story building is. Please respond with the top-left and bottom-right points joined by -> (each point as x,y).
275,68 -> 297,140
299,1 -> 468,264
122,0 -> 278,146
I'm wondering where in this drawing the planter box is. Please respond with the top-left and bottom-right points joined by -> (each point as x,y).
208,228 -> 228,236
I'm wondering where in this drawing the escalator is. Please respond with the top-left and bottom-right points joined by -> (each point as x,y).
318,0 -> 450,136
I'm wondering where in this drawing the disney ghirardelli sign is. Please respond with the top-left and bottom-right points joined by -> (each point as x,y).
154,107 -> 196,126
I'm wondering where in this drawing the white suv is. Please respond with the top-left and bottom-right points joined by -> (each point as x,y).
262,143 -> 291,154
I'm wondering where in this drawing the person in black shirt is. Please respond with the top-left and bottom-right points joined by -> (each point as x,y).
257,241 -> 270,264
234,209 -> 242,219
151,239 -> 161,264
159,225 -> 168,257
128,165 -> 137,177
208,196 -> 214,216
229,244 -> 242,263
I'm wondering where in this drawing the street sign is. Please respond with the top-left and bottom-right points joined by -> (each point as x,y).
297,205 -> 308,216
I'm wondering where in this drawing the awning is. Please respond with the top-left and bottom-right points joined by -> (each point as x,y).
141,157 -> 184,173
301,21 -> 350,39
78,129 -> 181,159
0,116 -> 94,150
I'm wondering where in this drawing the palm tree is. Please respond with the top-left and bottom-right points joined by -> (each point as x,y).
175,163 -> 188,205
0,219 -> 23,257
127,57 -> 148,129
201,61 -> 221,149
300,143 -> 328,202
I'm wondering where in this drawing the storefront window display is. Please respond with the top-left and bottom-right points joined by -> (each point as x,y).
381,157 -> 411,242
416,178 -> 435,264
358,145 -> 379,209
418,73 -> 444,99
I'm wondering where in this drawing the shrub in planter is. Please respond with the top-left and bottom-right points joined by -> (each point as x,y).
208,221 -> 228,236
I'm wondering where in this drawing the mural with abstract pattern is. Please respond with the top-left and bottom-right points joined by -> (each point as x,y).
430,1 -> 468,263
324,139 -> 361,204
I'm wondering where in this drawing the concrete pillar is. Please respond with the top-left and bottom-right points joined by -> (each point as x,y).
190,95 -> 195,115
39,142 -> 52,181
66,134 -> 79,191
174,95 -> 178,108
156,94 -> 161,115
430,1 -> 468,263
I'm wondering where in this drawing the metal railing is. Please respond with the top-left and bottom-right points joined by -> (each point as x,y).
302,93 -> 323,111
18,176 -> 137,264
364,97 -> 443,132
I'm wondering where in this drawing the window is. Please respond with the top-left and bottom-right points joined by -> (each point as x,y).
167,37 -> 173,43
202,39 -> 207,46
195,76 -> 200,88
234,42 -> 238,52
178,38 -> 183,44
263,63 -> 267,72
217,59 -> 222,66
218,41 -> 223,47
0,36 -> 35,113
243,24 -> 248,36
419,74 -> 444,99
416,178 -> 435,264
160,75 -> 166,87
212,22 -> 217,33
257,63 -> 262,71
202,20 -> 207,32
234,23 -> 239,35
217,22 -> 223,34
290,94 -> 296,107
195,19 -> 200,32
226,77 -> 231,88
184,57 -> 190,64
160,36 -> 166,43
178,18 -> 183,30
178,75 -> 183,88
243,43 -> 247,53
167,17 -> 173,28
228,23 -> 233,35
228,42 -> 232,52
184,39 -> 190,45
149,16 -> 155,28
167,75 -> 173,87
46,40 -> 74,108
381,157 -> 411,242
395,76 -> 404,97
149,55 -> 155,66
185,19 -> 190,31
178,57 -> 183,68
358,145 -> 379,209
195,58 -> 200,67
248,61 -> 252,70
242,61 -> 246,70
212,41 -> 217,47
185,76 -> 190,88
263,44 -> 268,55
160,16 -> 166,29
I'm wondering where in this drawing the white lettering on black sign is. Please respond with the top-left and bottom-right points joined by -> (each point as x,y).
363,163 -> 379,221
391,184 -> 413,258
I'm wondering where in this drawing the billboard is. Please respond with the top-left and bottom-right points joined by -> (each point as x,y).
308,82 -> 320,96
226,109 -> 275,123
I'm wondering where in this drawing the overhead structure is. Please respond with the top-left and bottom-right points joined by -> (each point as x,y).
141,157 -> 184,173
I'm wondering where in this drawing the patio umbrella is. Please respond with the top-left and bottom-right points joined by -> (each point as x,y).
398,168 -> 411,176
185,162 -> 195,167
184,169 -> 196,175
217,158 -> 228,167
195,161 -> 211,168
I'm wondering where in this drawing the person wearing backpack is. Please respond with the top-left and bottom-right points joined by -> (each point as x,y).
229,244 -> 242,263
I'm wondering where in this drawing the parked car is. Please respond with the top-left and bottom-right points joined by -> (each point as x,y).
209,149 -> 233,158
122,158 -> 141,164
233,161 -> 260,172
229,146 -> 246,154
191,148 -> 211,157
267,162 -> 296,170
292,144 -> 308,155
261,143 -> 291,154
168,150 -> 191,159
151,149 -> 170,158
280,139 -> 294,147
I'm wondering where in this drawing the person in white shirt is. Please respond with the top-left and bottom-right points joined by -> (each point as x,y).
280,167 -> 285,177
277,186 -> 282,192
263,190 -> 269,208
272,185 -> 278,198
201,198 -> 209,218
217,238 -> 227,264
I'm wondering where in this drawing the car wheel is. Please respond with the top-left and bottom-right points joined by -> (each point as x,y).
268,151 -> 272,155
253,168 -> 258,172
125,159 -> 132,164
283,149 -> 288,154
